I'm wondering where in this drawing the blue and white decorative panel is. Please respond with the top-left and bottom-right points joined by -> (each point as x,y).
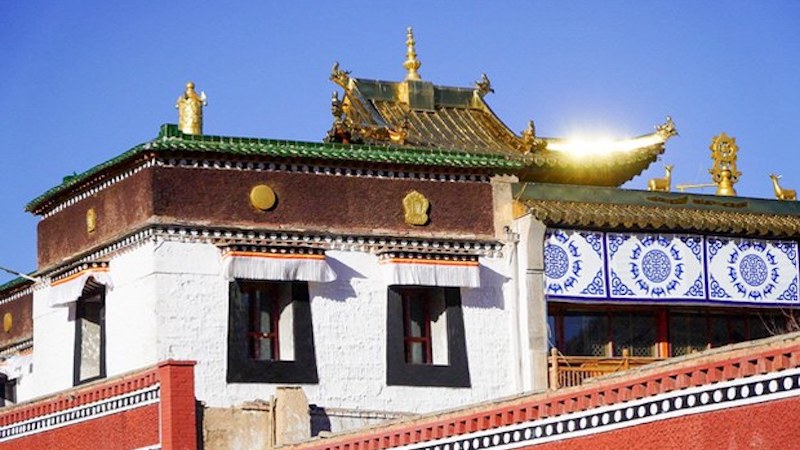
544,229 -> 605,297
707,237 -> 799,304
607,233 -> 704,299
544,228 -> 800,307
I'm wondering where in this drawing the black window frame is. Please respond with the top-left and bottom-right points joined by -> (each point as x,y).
227,280 -> 318,384
386,286 -> 470,387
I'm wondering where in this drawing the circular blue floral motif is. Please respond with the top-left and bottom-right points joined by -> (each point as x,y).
739,254 -> 768,287
641,249 -> 671,283
544,244 -> 569,279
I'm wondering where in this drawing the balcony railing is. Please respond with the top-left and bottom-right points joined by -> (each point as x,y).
548,348 -> 664,389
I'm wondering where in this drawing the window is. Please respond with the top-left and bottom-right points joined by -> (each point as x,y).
0,374 -> 16,407
553,311 -> 656,357
227,280 -> 317,383
386,286 -> 470,387
73,286 -> 106,386
669,311 -> 781,356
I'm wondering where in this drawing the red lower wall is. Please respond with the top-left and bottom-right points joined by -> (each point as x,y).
0,360 -> 197,450
0,404 -> 159,450
536,396 -> 800,450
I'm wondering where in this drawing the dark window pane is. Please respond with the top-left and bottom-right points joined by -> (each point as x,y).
709,315 -> 729,348
670,313 -> 707,356
547,314 -> 556,351
408,342 -> 426,364
407,298 -> 426,338
749,315 -> 773,340
564,313 -> 608,356
729,317 -> 747,344
242,283 -> 278,361
612,313 -> 656,357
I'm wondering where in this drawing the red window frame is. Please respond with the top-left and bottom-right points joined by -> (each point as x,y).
241,281 -> 281,361
401,288 -> 433,364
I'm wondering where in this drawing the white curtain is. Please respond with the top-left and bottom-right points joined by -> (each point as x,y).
49,269 -> 113,307
222,252 -> 336,282
380,259 -> 480,288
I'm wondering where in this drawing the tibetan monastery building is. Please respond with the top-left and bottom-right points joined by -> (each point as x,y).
0,28 -> 799,449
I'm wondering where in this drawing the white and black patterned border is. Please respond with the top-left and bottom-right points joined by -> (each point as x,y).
393,368 -> 800,450
0,384 -> 160,443
41,225 -> 503,280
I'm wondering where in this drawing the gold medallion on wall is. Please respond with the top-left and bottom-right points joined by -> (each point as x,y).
403,190 -> 429,226
250,184 -> 277,211
2,313 -> 12,333
86,208 -> 97,234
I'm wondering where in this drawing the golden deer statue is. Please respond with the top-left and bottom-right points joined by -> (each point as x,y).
648,165 -> 673,192
769,174 -> 796,201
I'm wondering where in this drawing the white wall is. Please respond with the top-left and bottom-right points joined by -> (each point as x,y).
31,289 -> 74,397
29,239 -> 516,415
152,243 -> 516,413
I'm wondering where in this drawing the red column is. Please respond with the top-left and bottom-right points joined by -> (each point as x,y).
157,360 -> 198,450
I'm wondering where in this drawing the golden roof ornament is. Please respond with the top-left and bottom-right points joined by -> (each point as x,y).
655,116 -> 678,139
176,81 -> 207,135
520,120 -> 545,153
708,132 -> 741,196
403,27 -> 422,81
769,174 -> 796,201
647,164 -> 674,192
475,73 -> 494,97
330,62 -> 351,89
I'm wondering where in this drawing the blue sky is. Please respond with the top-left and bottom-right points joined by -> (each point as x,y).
2,2 -> 800,283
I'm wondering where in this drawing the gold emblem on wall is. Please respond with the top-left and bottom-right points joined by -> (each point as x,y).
2,313 -> 12,333
403,190 -> 429,226
250,184 -> 277,211
86,208 -> 97,234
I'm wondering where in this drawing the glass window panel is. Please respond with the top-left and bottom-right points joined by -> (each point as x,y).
709,315 -> 729,348
547,314 -> 556,351
408,342 -> 426,364
612,313 -> 656,357
564,313 -> 608,357
729,316 -> 747,344
77,294 -> 103,382
408,298 -> 426,338
749,315 -> 773,340
670,313 -> 707,356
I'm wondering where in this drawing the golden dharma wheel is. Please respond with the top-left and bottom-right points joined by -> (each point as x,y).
249,184 -> 277,211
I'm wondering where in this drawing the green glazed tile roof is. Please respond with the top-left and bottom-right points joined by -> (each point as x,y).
0,276 -> 33,296
26,124 -> 523,213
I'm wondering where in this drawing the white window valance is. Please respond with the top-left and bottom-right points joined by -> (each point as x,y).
49,267 -> 113,307
379,253 -> 481,288
221,249 -> 336,282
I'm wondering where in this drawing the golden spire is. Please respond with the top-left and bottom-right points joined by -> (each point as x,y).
176,81 -> 207,135
403,27 -> 422,81
708,132 -> 741,196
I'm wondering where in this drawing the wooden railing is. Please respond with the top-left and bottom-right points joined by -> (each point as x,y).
548,348 -> 664,389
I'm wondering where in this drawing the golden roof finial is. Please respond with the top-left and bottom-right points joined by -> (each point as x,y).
403,27 -> 422,81
708,132 -> 741,196
176,81 -> 207,135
